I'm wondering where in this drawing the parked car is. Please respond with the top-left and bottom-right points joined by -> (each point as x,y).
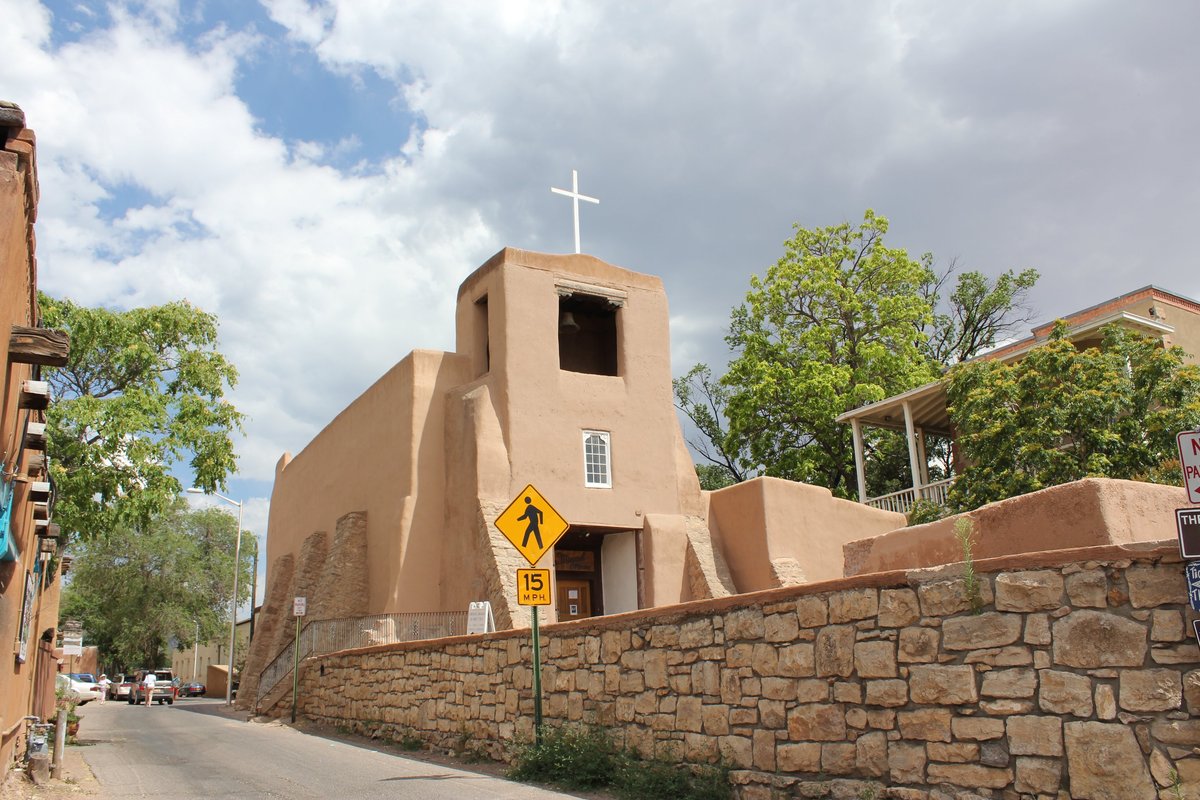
178,681 -> 206,698
127,669 -> 177,705
108,673 -> 133,700
57,673 -> 103,705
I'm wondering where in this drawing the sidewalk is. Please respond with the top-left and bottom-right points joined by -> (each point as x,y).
2,741 -> 102,800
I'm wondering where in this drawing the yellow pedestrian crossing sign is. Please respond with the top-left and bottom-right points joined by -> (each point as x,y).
494,484 -> 570,566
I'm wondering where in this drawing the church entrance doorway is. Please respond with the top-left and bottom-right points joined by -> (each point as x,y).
553,526 -> 639,621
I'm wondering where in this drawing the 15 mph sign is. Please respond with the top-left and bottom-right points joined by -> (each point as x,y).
1178,431 -> 1200,504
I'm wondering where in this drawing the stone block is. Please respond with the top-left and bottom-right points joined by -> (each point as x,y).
1065,568 -> 1108,608
1007,714 -> 1062,756
865,679 -> 908,707
1151,719 -> 1200,746
832,681 -> 861,704
867,709 -> 895,730
821,742 -> 857,775
1185,670 -> 1200,715
942,612 -> 1023,650
918,578 -> 992,616
718,734 -> 754,769
854,640 -> 897,678
777,742 -> 822,772
898,626 -> 940,663
815,625 -> 855,677
927,742 -> 978,763
725,608 -> 766,640
952,715 -> 1005,741
908,664 -> 979,705
1151,609 -> 1185,642
1151,644 -> 1199,665
830,588 -> 878,623
1038,669 -> 1093,716
1052,610 -> 1147,668
1015,756 -> 1062,795
926,763 -> 1012,789
897,708 -> 952,742
888,741 -> 927,784
778,643 -> 816,677
787,704 -> 846,741
702,704 -> 730,735
856,731 -> 888,777
995,570 -> 1064,612
981,668 -> 1036,699
1095,683 -> 1117,720
878,588 -> 920,627
764,612 -> 800,643
796,679 -> 828,703
1064,721 -> 1155,799
676,695 -> 703,732
1127,564 -> 1187,608
1024,613 -> 1052,645
753,728 -> 776,771
796,596 -> 828,628
1119,668 -> 1183,712
751,643 -> 779,676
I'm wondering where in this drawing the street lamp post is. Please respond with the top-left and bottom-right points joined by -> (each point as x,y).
188,487 -> 243,706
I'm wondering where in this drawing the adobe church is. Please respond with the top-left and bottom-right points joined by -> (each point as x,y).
241,248 -> 904,688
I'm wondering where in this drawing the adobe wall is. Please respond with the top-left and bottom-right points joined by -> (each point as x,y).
0,106 -> 64,780
708,478 -> 905,591
264,349 -> 471,614
844,478 -> 1182,577
283,541 -> 1200,799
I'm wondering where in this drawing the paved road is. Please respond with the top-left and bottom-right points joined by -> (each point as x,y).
74,698 -> 583,799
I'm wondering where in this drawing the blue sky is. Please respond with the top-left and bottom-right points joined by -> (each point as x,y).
6,0 -> 1200,609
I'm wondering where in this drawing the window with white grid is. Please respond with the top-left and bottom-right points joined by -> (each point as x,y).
582,430 -> 611,488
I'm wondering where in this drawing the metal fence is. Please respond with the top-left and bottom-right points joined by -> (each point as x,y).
256,610 -> 468,708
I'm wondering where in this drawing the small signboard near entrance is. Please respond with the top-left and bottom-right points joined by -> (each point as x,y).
1178,431 -> 1200,504
293,596 -> 307,617
494,484 -> 570,566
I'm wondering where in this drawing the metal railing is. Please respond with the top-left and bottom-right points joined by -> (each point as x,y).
256,610 -> 468,708
866,477 -> 955,514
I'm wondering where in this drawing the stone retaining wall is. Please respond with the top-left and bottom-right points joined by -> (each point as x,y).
292,542 -> 1200,798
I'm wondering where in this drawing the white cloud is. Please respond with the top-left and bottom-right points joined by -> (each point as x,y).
5,0 -> 1200,506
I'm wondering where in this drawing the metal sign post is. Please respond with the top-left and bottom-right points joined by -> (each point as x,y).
495,484 -> 569,747
292,596 -> 306,723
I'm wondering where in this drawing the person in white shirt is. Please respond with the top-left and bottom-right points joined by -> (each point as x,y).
143,671 -> 157,707
97,674 -> 110,703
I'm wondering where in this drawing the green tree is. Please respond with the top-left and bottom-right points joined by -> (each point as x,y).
59,502 -> 253,671
922,263 -> 1040,366
945,322 -> 1200,511
721,210 -> 938,496
673,364 -> 752,488
39,294 -> 244,539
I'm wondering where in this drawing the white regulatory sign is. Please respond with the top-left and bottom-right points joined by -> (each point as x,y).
1178,431 -> 1200,504
293,596 -> 307,617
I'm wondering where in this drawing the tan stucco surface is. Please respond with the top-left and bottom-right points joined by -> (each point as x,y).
843,477 -> 1184,576
706,477 -> 905,591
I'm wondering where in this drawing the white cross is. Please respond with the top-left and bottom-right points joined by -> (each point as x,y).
550,169 -> 599,254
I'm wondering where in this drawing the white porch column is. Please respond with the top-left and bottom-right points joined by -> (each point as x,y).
902,401 -> 922,497
850,419 -> 867,503
915,427 -> 930,486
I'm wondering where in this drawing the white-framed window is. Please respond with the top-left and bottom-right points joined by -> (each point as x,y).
582,430 -> 612,488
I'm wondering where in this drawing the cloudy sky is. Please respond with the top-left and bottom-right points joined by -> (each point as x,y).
5,0 -> 1200,601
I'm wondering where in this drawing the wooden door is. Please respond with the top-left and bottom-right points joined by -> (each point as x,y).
556,579 -> 592,621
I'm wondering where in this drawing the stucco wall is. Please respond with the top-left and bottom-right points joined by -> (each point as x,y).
0,113 -> 64,780
708,478 -> 905,591
283,541 -> 1200,799
844,478 -> 1182,577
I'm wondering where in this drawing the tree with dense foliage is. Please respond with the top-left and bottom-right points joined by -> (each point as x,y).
39,294 -> 244,539
674,212 -> 1039,495
719,210 -> 938,496
945,323 -> 1200,511
59,502 -> 253,671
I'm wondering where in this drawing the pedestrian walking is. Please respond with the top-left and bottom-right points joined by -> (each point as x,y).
143,671 -> 157,707
97,673 -> 110,703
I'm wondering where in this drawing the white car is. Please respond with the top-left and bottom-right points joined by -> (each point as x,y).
56,673 -> 103,705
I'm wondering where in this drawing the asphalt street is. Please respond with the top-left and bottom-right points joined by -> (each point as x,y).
72,698 -> 585,799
